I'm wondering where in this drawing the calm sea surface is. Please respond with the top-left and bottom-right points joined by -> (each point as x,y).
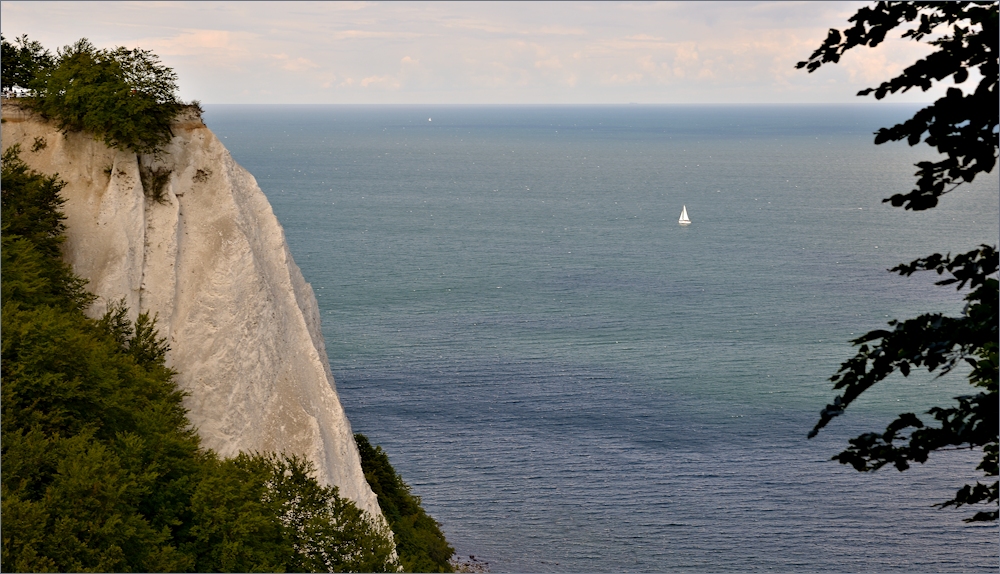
204,105 -> 998,572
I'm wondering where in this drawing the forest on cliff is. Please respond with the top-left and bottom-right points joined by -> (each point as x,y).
1,144 -> 399,572
2,33 -> 455,573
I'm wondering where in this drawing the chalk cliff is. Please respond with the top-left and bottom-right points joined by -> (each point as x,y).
1,101 -> 384,522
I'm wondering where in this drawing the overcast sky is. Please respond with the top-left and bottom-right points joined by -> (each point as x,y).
2,1 -> 948,105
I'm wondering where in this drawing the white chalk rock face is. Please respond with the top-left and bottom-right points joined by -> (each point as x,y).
1,103 -> 384,522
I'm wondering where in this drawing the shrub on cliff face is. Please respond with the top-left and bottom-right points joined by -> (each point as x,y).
356,433 -> 455,573
25,38 -> 182,155
1,148 -> 400,572
0,144 -> 90,311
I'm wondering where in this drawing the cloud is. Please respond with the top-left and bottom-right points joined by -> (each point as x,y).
623,34 -> 667,43
536,25 -> 586,36
359,75 -> 401,89
0,0 -> 949,104
144,29 -> 256,59
535,56 -> 561,70
270,53 -> 321,71
327,1 -> 373,11
842,40 -> 931,85
440,17 -> 511,35
333,29 -> 426,40
605,73 -> 644,85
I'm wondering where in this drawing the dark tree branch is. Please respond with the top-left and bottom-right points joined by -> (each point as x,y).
807,246 -> 998,521
800,2 -> 998,522
796,2 -> 998,211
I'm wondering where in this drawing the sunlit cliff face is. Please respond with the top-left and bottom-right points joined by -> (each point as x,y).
0,101 -> 387,526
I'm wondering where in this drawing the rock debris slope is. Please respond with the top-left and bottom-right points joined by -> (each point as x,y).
1,102 -> 384,522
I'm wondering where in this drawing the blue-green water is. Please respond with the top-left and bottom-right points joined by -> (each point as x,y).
205,105 -> 997,572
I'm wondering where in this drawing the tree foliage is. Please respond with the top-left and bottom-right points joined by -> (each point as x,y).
0,34 -> 54,93
799,1 -> 998,522
1,148 -> 401,571
13,37 -> 183,155
811,247 -> 998,521
2,147 -> 201,571
356,434 -> 455,573
186,453 -> 398,573
0,144 -> 91,312
797,1 -> 997,211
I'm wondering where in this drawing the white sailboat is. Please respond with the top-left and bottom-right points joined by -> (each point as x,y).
678,205 -> 691,225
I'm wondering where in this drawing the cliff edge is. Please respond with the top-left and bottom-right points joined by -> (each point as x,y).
1,100 -> 383,522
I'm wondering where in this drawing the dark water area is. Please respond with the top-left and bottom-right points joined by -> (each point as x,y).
204,104 -> 998,572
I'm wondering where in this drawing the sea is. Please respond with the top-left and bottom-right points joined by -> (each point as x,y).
204,104 -> 998,572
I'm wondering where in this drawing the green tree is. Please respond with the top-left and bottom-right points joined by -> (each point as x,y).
798,1 -> 998,522
0,144 -> 90,311
1,34 -> 54,93
2,146 -> 200,571
186,452 -> 398,573
356,434 -> 454,572
2,148 -> 401,571
26,38 -> 182,155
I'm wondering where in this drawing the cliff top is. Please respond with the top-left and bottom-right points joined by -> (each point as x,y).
1,97 -> 206,132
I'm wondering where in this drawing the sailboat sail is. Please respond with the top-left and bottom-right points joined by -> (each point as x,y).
678,205 -> 691,225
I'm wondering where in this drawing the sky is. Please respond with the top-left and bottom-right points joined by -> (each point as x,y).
1,1 -> 951,105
